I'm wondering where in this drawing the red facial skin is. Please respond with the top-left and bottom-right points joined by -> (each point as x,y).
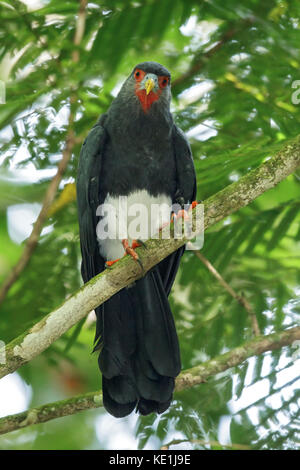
134,68 -> 169,113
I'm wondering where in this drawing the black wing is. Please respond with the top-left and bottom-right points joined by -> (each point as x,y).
172,123 -> 197,206
76,115 -> 107,283
158,123 -> 197,295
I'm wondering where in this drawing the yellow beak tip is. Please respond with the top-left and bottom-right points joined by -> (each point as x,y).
145,78 -> 155,95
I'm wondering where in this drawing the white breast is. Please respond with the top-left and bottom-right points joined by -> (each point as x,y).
96,189 -> 172,261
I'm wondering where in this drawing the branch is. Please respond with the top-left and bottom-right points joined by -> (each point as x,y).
174,326 -> 300,392
0,134 -> 299,379
0,0 -> 88,306
0,326 -> 299,435
172,26 -> 237,92
194,251 -> 261,336
0,130 -> 75,305
0,392 -> 103,436
172,19 -> 255,95
161,439 -> 251,450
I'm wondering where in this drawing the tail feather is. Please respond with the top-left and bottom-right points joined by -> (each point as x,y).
96,266 -> 181,418
102,375 -> 137,404
97,292 -> 136,379
135,269 -> 181,377
137,397 -> 172,416
102,377 -> 137,418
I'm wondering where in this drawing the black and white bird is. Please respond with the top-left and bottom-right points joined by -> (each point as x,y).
76,61 -> 197,418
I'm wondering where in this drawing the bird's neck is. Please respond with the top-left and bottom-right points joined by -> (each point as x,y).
107,98 -> 173,141
135,88 -> 161,113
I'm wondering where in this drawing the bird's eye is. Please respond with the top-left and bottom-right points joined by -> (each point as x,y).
135,71 -> 140,78
160,77 -> 169,88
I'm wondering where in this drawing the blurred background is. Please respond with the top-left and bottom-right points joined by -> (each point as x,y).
0,0 -> 300,450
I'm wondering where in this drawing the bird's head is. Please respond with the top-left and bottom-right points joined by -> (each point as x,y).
119,61 -> 171,114
132,62 -> 171,113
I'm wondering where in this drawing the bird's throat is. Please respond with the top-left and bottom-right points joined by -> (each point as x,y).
135,88 -> 160,113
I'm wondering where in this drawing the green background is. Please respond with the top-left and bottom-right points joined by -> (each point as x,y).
0,0 -> 299,450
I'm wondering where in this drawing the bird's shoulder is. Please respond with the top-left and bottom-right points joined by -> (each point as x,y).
79,114 -> 108,162
172,123 -> 191,151
76,114 -> 109,221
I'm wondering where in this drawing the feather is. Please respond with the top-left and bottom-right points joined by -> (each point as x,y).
76,62 -> 197,417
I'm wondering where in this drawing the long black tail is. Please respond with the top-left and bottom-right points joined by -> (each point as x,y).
94,266 -> 181,418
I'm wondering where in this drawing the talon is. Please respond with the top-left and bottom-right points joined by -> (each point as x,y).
121,239 -> 144,273
105,258 -> 120,268
176,209 -> 189,221
131,239 -> 146,250
190,200 -> 198,210
159,219 -> 172,230
122,239 -> 139,260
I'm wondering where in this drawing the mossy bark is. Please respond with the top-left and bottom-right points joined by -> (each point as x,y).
0,134 -> 299,380
1,326 -> 299,435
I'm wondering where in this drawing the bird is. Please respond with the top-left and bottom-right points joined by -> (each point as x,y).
76,61 -> 197,418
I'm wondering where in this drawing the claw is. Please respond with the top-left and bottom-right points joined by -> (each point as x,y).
122,239 -> 139,260
131,239 -> 146,250
175,209 -> 190,221
159,220 -> 171,231
105,258 -> 120,268
122,239 -> 144,273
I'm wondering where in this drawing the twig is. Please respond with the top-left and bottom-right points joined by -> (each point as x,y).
0,130 -> 75,305
0,0 -> 88,306
194,251 -> 261,336
72,0 -> 88,63
172,27 -> 237,92
0,326 -> 299,435
161,438 -> 250,450
174,326 -> 300,391
0,391 -> 103,436
0,134 -> 299,379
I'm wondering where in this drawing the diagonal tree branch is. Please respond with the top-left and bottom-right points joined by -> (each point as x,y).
0,326 -> 299,435
0,130 -> 75,305
172,26 -> 237,93
0,0 -> 88,306
0,133 -> 300,380
194,251 -> 261,336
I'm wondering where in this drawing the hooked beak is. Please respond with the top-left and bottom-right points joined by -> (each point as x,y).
145,77 -> 155,95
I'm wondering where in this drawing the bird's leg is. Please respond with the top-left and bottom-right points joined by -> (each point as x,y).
122,238 -> 139,260
159,201 -> 199,233
105,239 -> 145,270
174,200 -> 199,221
171,201 -> 199,239
122,239 -> 144,273
159,220 -> 171,231
174,208 -> 190,221
159,210 -> 188,232
190,200 -> 199,210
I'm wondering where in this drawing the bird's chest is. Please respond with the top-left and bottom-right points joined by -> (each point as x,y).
99,127 -> 176,199
97,123 -> 176,260
97,189 -> 172,261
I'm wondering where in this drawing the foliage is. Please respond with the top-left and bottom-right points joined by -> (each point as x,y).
0,0 -> 299,450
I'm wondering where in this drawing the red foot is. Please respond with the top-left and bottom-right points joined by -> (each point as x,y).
176,209 -> 189,221
105,258 -> 120,267
122,239 -> 139,261
131,239 -> 142,250
160,201 -> 198,230
159,219 -> 172,231
105,239 -> 143,268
